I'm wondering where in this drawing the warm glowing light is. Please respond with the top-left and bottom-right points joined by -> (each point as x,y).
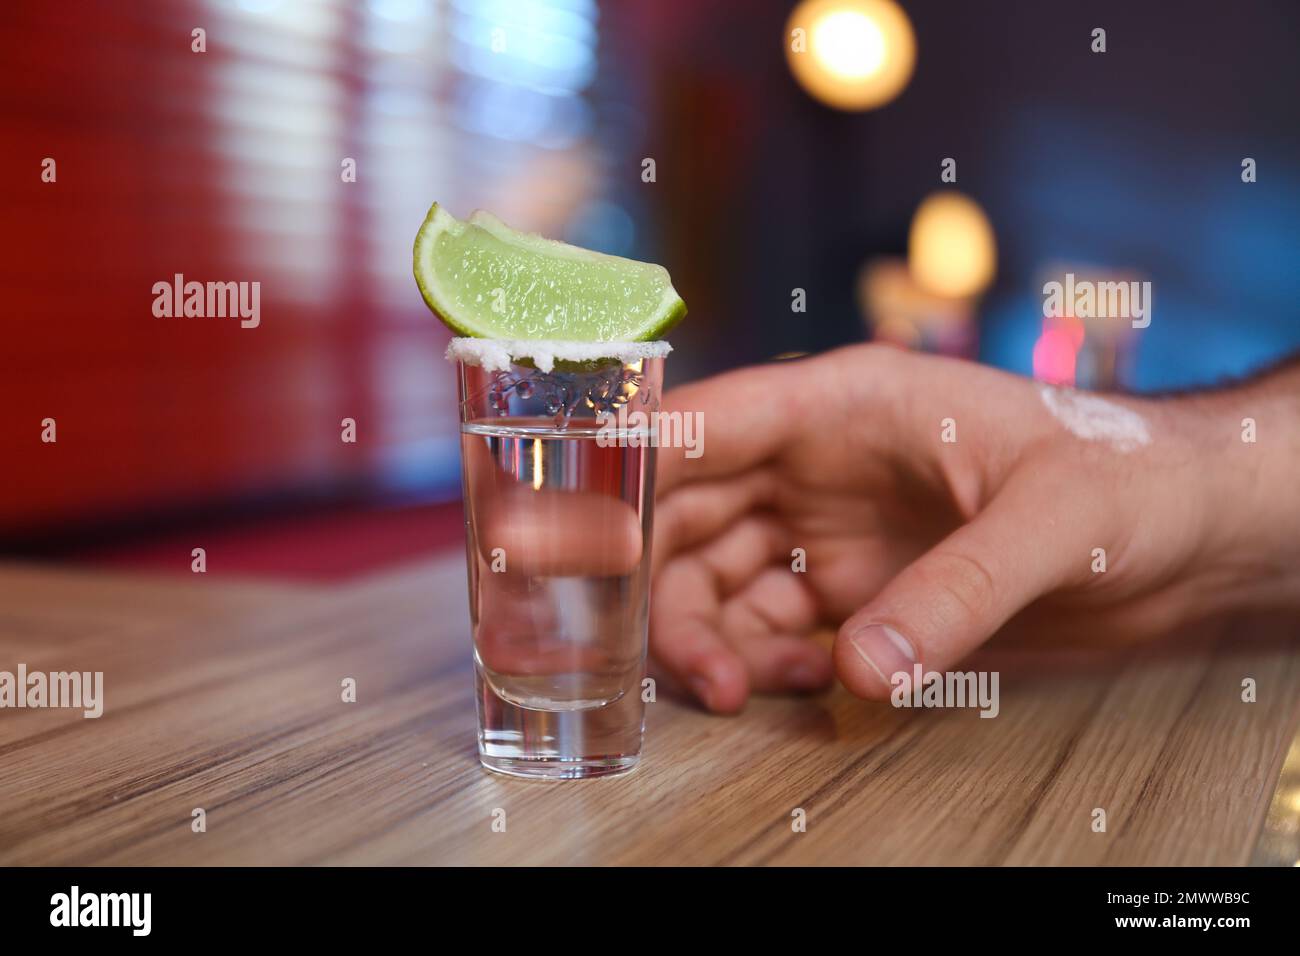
874,314 -> 921,348
907,192 -> 997,298
856,258 -> 976,355
812,12 -> 885,79
532,437 -> 544,491
785,0 -> 916,111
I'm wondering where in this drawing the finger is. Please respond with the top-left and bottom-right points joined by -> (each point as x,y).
473,487 -> 643,575
655,344 -> 1032,498
649,517 -> 791,712
656,359 -> 811,495
691,515 -> 791,596
717,629 -> 832,692
720,569 -> 830,692
833,468 -> 1099,700
725,566 -> 819,635
653,469 -> 777,573
475,582 -> 610,676
650,558 -> 749,713
462,436 -> 643,576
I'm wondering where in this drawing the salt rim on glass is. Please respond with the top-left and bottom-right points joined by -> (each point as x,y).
445,337 -> 672,374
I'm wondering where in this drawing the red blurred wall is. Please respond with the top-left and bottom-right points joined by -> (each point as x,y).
0,0 -> 455,536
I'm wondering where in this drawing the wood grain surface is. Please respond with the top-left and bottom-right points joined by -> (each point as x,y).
1,557 -> 1297,866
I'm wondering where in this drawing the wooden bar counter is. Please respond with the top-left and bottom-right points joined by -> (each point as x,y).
1,557 -> 1296,866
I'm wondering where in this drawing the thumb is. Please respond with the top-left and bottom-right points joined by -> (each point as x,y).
833,479 -> 1088,700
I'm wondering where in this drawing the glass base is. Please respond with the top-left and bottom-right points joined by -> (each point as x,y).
479,752 -> 639,780
476,666 -> 644,780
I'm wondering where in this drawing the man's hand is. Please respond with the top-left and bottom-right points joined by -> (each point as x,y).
651,344 -> 1300,712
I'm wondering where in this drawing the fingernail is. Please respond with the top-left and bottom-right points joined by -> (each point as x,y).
689,676 -> 712,708
848,624 -> 916,692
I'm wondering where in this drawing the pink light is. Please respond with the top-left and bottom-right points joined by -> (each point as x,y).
1032,323 -> 1078,385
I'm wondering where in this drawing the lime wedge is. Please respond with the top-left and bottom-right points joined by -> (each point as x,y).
413,203 -> 685,340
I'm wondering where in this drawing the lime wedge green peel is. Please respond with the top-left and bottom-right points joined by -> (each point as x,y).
413,203 -> 686,341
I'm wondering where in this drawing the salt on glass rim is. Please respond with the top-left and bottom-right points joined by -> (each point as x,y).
445,338 -> 672,373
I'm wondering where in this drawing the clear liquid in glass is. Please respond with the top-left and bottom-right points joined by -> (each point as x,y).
461,417 -> 655,778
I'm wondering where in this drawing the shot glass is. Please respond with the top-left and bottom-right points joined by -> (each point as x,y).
455,345 -> 665,779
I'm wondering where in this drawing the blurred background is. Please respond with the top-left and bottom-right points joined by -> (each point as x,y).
2,0 -> 1298,577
